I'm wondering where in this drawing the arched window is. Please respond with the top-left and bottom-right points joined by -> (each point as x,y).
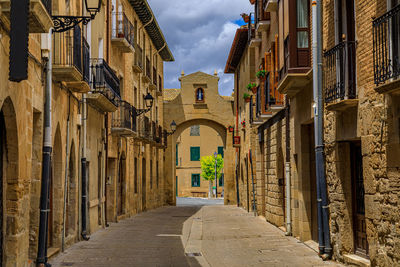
195,88 -> 204,102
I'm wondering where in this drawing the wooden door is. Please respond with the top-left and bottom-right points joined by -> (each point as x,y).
308,124 -> 318,242
142,159 -> 146,211
0,112 -> 4,265
351,142 -> 368,257
117,159 -> 123,216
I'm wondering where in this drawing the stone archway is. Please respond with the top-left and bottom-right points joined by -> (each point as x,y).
164,71 -> 235,206
0,97 -> 19,265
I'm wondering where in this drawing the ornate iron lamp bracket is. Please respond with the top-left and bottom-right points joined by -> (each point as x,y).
135,107 -> 151,117
52,16 -> 92,33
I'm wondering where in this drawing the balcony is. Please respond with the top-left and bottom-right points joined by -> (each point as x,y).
53,26 -> 90,93
157,75 -> 163,96
373,5 -> 400,94
264,0 -> 278,12
156,125 -> 163,146
149,67 -> 157,91
277,37 -> 312,96
142,56 -> 152,83
324,41 -> 358,111
88,58 -> 121,113
256,1 -> 271,33
111,101 -> 137,137
138,116 -> 151,142
132,44 -> 143,73
0,0 -> 53,33
111,12 -> 135,53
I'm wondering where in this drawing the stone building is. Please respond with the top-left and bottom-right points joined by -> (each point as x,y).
175,125 -> 224,198
322,0 -> 400,265
163,71 -> 236,205
0,0 -> 173,266
226,0 -> 400,266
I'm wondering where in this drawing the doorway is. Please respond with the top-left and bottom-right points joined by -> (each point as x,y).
350,142 -> 368,257
117,158 -> 124,216
0,111 -> 5,265
142,158 -> 146,211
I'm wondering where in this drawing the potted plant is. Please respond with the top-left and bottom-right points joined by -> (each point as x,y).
241,13 -> 250,23
243,93 -> 251,103
256,70 -> 266,80
246,83 -> 258,94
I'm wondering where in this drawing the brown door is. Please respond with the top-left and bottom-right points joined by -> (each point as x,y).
117,159 -> 124,216
308,124 -> 318,242
142,158 -> 146,211
351,142 -> 368,257
0,112 -> 4,265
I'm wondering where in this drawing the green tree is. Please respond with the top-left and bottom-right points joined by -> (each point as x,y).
200,155 -> 224,198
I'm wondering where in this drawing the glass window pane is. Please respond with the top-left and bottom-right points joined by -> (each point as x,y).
297,0 -> 308,28
297,31 -> 309,48
190,125 -> 200,136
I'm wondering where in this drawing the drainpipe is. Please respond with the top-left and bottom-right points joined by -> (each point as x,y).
312,0 -> 332,259
61,94 -> 71,252
36,29 -> 53,267
81,95 -> 90,241
285,99 -> 292,236
104,114 -> 109,227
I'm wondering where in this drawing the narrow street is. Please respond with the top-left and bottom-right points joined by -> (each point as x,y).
50,198 -> 342,267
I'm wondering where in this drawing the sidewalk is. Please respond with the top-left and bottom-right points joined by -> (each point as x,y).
50,199 -> 343,267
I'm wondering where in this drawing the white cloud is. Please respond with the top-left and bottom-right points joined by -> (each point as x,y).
148,0 -> 252,96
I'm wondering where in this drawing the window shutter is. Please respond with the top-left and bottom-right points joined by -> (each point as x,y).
218,146 -> 224,158
190,147 -> 200,161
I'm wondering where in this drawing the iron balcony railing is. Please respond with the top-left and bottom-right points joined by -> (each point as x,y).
134,44 -> 143,69
53,26 -> 81,71
373,4 -> 400,85
323,41 -> 356,103
163,129 -> 168,147
112,101 -> 137,132
153,67 -> 158,87
146,56 -> 151,80
41,0 -> 52,15
250,95 -> 254,124
90,58 -> 121,106
151,121 -> 157,141
82,37 -> 90,83
138,116 -> 150,139
112,12 -> 135,47
157,126 -> 162,144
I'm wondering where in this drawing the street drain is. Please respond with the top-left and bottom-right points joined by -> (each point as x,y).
61,263 -> 74,266
185,252 -> 202,257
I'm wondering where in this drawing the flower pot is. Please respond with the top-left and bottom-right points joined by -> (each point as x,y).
251,87 -> 257,94
243,16 -> 250,23
244,97 -> 251,103
249,0 -> 256,4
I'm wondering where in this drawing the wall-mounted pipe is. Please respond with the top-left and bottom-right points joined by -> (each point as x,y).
285,99 -> 291,236
81,96 -> 90,241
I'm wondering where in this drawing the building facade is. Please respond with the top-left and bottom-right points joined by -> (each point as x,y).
175,125 -> 224,198
226,0 -> 400,266
0,0 -> 173,266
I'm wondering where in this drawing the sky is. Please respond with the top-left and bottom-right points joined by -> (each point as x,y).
148,0 -> 253,96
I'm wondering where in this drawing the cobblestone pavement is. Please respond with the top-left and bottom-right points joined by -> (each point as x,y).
50,198 -> 343,267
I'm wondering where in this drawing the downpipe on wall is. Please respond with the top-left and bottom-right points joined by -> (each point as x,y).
36,29 -> 53,267
285,101 -> 292,236
312,0 -> 332,259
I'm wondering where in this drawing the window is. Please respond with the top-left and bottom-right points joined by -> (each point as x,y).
190,125 -> 200,136
150,160 -> 153,189
195,88 -> 204,102
296,0 -> 309,48
190,147 -> 200,161
156,161 -> 159,188
218,146 -> 224,158
219,174 -> 224,187
191,174 -> 200,187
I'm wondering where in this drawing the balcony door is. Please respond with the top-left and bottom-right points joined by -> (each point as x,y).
335,0 -> 356,98
391,0 -> 400,74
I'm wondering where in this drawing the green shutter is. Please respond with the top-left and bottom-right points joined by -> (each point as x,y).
191,174 -> 200,187
219,174 -> 224,186
190,147 -> 200,161
176,144 -> 178,166
218,146 -> 224,158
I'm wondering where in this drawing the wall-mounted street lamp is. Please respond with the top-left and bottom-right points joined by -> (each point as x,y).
52,0 -> 102,32
135,93 -> 154,116
166,120 -> 177,136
